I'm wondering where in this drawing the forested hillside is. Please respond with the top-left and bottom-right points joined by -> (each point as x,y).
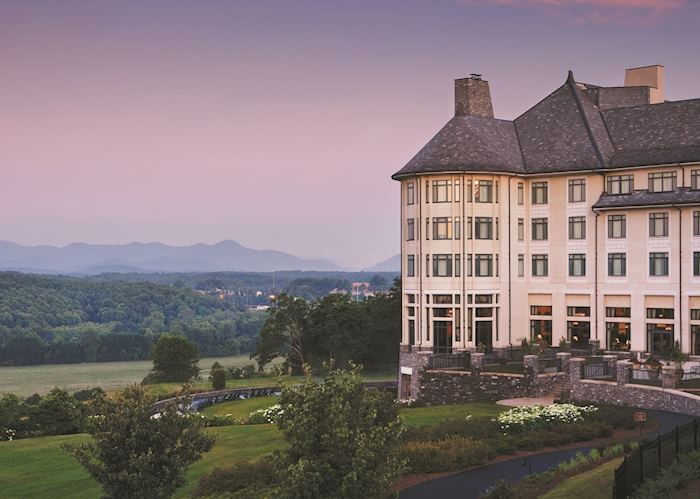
0,272 -> 265,366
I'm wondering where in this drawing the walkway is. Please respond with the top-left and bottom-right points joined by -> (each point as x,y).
399,409 -> 694,499
496,397 -> 555,407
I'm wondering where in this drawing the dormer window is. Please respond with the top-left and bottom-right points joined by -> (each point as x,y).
606,175 -> 633,194
648,171 -> 676,193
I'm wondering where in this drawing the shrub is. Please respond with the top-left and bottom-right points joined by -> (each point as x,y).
73,387 -> 105,402
479,480 -> 515,499
632,450 -> 700,499
247,404 -> 284,424
403,435 -> 493,473
193,459 -> 276,498
211,368 -> 227,390
496,403 -> 598,433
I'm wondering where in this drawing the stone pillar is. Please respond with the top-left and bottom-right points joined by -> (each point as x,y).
523,355 -> 540,375
661,365 -> 678,389
603,354 -> 619,382
557,352 -> 571,375
569,358 -> 584,386
471,352 -> 485,372
616,360 -> 632,386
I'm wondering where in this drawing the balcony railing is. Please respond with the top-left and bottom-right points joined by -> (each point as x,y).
428,352 -> 471,370
581,361 -> 613,380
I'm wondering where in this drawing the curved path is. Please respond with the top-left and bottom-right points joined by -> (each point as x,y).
399,409 -> 693,499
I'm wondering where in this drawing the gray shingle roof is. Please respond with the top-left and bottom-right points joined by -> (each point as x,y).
592,187 -> 700,210
393,72 -> 700,180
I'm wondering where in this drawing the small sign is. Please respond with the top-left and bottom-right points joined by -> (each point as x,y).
634,411 -> 647,423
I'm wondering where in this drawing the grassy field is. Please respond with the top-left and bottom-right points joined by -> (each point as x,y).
0,355 -> 262,397
0,399 -> 500,497
540,457 -> 623,499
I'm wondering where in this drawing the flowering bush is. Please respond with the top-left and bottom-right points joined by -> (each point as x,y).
247,404 -> 284,424
496,404 -> 597,433
2,429 -> 16,441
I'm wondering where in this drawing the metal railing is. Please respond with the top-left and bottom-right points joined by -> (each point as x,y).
629,367 -> 662,387
613,418 -> 700,498
427,352 -> 470,370
580,361 -> 613,380
679,367 -> 700,389
541,357 -> 562,373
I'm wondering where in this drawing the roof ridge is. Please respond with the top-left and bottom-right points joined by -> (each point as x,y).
601,97 -> 700,113
567,71 -> 607,169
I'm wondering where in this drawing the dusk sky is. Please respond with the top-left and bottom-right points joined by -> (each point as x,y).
2,0 -> 699,268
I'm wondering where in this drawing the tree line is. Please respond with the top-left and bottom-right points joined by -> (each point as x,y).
0,272 -> 265,366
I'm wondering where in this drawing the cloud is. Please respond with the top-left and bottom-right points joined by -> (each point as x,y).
460,0 -> 688,24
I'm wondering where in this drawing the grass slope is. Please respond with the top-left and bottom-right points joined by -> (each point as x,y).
0,355 -> 259,397
540,457 -> 623,499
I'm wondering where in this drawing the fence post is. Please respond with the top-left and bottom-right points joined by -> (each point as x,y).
640,446 -> 644,483
658,435 -> 662,468
695,419 -> 698,450
676,426 -> 680,455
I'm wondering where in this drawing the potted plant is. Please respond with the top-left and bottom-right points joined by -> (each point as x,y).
643,356 -> 662,380
661,340 -> 688,385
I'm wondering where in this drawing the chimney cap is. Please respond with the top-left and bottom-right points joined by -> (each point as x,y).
469,73 -> 483,80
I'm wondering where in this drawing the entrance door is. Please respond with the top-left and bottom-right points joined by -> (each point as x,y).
647,324 -> 674,355
475,321 -> 493,351
693,325 -> 700,356
433,321 -> 453,353
568,321 -> 590,347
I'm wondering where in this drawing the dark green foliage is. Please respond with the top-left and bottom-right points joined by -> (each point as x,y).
192,459 -> 276,498
402,435 -> 493,473
211,368 -> 226,390
72,387 -> 106,402
479,480 -> 515,499
32,388 -> 84,436
632,450 -> 700,499
0,272 -> 265,366
146,335 -> 200,383
253,278 -> 401,373
273,365 -> 404,499
64,385 -> 214,499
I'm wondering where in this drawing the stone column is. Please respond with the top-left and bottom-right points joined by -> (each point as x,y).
616,360 -> 632,386
557,352 -> 571,375
471,352 -> 485,372
661,365 -> 678,389
569,358 -> 585,400
523,355 -> 540,375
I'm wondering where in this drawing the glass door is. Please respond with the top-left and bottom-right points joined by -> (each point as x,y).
646,324 -> 674,356
433,321 -> 453,353
475,321 -> 493,351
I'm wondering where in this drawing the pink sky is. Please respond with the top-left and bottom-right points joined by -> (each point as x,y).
1,0 -> 698,268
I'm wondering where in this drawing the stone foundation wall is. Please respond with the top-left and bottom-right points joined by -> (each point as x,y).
571,379 -> 700,417
398,349 -> 432,400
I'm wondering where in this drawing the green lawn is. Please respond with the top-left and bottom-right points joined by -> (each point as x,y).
399,402 -> 504,426
0,424 -> 285,499
540,457 -> 623,499
0,398 -> 497,497
0,355 -> 262,397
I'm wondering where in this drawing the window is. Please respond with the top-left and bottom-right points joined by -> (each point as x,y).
407,255 -> 415,277
568,179 -> 586,202
607,175 -> 633,194
433,308 -> 452,318
455,254 -> 461,277
407,306 -> 415,317
692,170 -> 700,190
649,212 -> 669,237
568,216 -> 586,240
432,180 -> 452,202
568,254 -> 586,277
531,320 -> 552,345
568,321 -> 590,347
426,255 -> 430,277
694,211 -> 700,236
608,215 -> 626,239
425,218 -> 429,240
465,254 -> 472,277
432,217 -> 453,240
475,294 -> 493,304
517,254 -> 524,276
648,171 -> 677,193
406,182 -> 415,205
517,182 -> 524,205
518,219 -> 524,241
408,320 -> 415,345
646,308 -> 674,319
406,219 -> 415,241
531,182 -> 548,204
567,306 -> 590,317
530,305 -> 552,315
465,180 -> 472,202
475,217 -> 493,239
694,252 -> 700,276
649,252 -> 669,276
532,218 -> 548,241
432,254 -> 452,277
454,180 -> 461,202
532,254 -> 548,277
475,308 -> 492,317
691,309 -> 700,321
407,294 -> 416,304
608,253 -> 626,277
455,217 -> 461,240
474,180 -> 493,203
607,322 -> 631,351
606,307 -> 630,318
433,294 -> 453,304
475,254 -> 493,277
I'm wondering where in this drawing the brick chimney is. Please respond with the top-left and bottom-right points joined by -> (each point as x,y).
624,65 -> 664,104
455,74 -> 494,118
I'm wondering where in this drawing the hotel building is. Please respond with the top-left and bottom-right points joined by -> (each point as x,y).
393,66 -> 700,389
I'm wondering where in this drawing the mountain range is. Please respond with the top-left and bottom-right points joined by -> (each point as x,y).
0,240 -> 400,274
